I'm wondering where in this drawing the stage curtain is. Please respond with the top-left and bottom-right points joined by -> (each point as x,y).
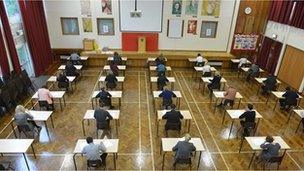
290,1 -> 304,29
0,1 -> 21,73
0,28 -> 10,76
257,37 -> 273,69
19,0 -> 53,76
268,0 -> 294,24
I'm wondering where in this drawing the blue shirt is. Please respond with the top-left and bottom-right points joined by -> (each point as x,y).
159,90 -> 176,100
157,64 -> 166,72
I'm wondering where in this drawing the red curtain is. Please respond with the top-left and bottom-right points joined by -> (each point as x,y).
257,37 -> 282,75
0,1 -> 21,73
19,0 -> 53,76
290,1 -> 304,29
0,28 -> 10,76
268,0 -> 294,24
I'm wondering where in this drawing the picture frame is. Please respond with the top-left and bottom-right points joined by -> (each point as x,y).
200,21 -> 217,38
60,17 -> 79,35
97,18 -> 115,35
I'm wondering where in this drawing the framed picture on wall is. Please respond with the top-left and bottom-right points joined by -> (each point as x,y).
97,18 -> 115,35
60,17 -> 79,35
200,21 -> 217,38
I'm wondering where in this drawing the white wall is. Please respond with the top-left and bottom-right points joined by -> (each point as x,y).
44,0 -> 238,51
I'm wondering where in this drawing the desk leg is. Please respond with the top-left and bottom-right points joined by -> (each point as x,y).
50,115 -> 55,128
239,137 -> 245,153
248,152 -> 256,169
73,153 -> 78,170
119,98 -> 121,109
221,111 -> 226,124
44,121 -> 51,141
256,86 -> 260,95
150,82 -> 152,92
273,99 -> 278,111
202,83 -> 206,95
188,120 -> 191,132
197,151 -> 202,169
113,153 -> 117,170
31,144 -> 36,159
91,99 -> 94,109
238,99 -> 241,109
266,95 -> 270,104
286,110 -> 293,124
116,120 -> 119,136
254,119 -> 260,135
59,99 -> 63,111
10,122 -> 17,138
82,120 -> 86,136
23,153 -> 30,171
213,98 -> 218,113
195,72 -> 198,81
295,119 -> 302,133
122,82 -> 124,91
178,98 -> 181,109
162,152 -> 166,170
228,120 -> 234,139
156,120 -> 159,136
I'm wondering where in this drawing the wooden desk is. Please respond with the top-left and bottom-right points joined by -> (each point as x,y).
161,138 -> 205,170
187,58 -> 208,67
224,110 -> 263,139
98,76 -> 125,90
73,139 -> 119,170
239,136 -> 290,169
91,91 -> 122,109
82,110 -> 120,136
150,77 -> 175,90
31,91 -> 66,111
58,65 -> 83,70
266,91 -> 303,111
0,139 -> 36,171
254,78 -> 281,94
290,109 -> 304,133
156,110 -> 192,135
193,66 -> 217,81
153,91 -> 182,110
149,66 -> 172,76
211,91 -> 243,112
47,76 -> 76,91
10,110 -> 54,141
199,77 -> 227,94
238,67 -> 264,78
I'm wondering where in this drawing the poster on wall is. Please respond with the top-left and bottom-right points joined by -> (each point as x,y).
233,34 -> 259,50
172,0 -> 182,16
61,18 -> 79,35
201,0 -> 221,17
102,0 -> 112,14
185,0 -> 198,16
97,18 -> 114,35
80,0 -> 91,17
167,19 -> 184,38
187,20 -> 197,35
82,18 -> 93,32
200,21 -> 217,38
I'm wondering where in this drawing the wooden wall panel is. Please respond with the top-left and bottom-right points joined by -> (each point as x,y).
278,45 -> 304,90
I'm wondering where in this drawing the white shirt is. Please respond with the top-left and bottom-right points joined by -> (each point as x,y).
238,58 -> 248,68
201,65 -> 211,73
196,56 -> 203,63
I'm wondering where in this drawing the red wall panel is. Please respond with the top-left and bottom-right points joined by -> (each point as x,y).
122,32 -> 158,51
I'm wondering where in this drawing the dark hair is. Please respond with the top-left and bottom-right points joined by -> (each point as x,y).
171,104 -> 176,109
247,103 -> 253,110
197,53 -> 201,56
42,85 -> 47,89
86,137 -> 93,144
286,87 -> 291,91
114,52 -> 118,56
265,136 -> 274,143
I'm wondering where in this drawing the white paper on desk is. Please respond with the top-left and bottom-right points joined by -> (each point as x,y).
103,140 -> 113,148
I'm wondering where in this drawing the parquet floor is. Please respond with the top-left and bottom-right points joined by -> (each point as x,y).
0,66 -> 304,170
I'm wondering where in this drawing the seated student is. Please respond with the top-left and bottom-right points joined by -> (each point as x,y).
156,63 -> 166,77
217,86 -> 237,107
162,104 -> 183,135
157,73 -> 169,91
172,134 -> 196,166
113,52 -> 122,65
70,52 -> 81,65
201,64 -> 212,77
279,87 -> 299,111
261,75 -> 277,95
195,53 -> 207,67
155,54 -> 166,66
238,57 -> 248,68
109,61 -> 119,76
96,87 -> 114,109
37,85 -> 54,110
159,86 -> 177,109
14,105 -> 42,135
105,71 -> 118,90
65,61 -> 79,77
57,72 -> 69,91
94,106 -> 113,139
82,137 -> 108,168
257,136 -> 281,163
239,103 -> 256,136
246,64 -> 260,82
207,72 -> 222,95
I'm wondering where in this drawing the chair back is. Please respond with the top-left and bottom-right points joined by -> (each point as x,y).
268,155 -> 284,164
87,159 -> 102,168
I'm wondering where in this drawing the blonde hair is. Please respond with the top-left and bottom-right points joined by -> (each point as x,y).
184,133 -> 191,142
15,105 -> 28,115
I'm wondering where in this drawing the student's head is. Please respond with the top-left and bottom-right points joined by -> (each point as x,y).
100,86 -> 105,91
114,52 -> 118,56
265,136 -> 274,143
184,133 -> 191,142
86,137 -> 93,144
15,105 -> 27,114
163,86 -> 168,91
107,70 -> 113,75
247,103 -> 253,110
285,87 -> 291,91
215,71 -> 220,76
171,104 -> 176,110
197,53 -> 201,57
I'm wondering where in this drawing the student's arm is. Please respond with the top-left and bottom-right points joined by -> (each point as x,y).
95,92 -> 100,98
239,112 -> 246,119
172,92 -> 177,98
172,142 -> 179,151
107,92 -> 112,97
99,142 -> 106,153
26,113 -> 34,120
159,92 -> 163,97
178,112 -> 183,119
106,111 -> 113,120
47,90 -> 53,98
191,144 -> 196,151
162,113 -> 168,119
260,142 -> 270,149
